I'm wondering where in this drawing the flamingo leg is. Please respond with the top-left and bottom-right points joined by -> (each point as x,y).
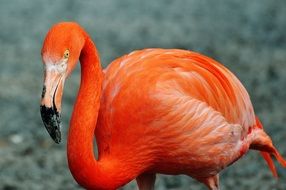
196,174 -> 220,190
136,173 -> 156,190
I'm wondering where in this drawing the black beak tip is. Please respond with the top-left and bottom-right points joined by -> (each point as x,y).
54,138 -> 61,144
45,125 -> 61,144
46,127 -> 62,144
50,128 -> 61,144
40,105 -> 62,144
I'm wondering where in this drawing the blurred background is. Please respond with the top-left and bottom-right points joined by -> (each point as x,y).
0,0 -> 286,189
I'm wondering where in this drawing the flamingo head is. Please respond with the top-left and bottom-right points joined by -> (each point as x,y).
40,22 -> 85,143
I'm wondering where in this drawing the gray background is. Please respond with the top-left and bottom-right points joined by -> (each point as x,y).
0,0 -> 286,189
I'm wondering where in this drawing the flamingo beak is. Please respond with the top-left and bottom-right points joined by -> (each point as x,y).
40,63 -> 66,144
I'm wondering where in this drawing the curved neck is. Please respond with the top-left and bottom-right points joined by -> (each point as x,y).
67,36 -> 113,189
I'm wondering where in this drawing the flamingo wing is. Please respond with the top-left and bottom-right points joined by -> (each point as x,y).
104,48 -> 256,129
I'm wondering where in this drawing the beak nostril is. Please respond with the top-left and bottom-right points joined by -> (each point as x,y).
41,85 -> 46,98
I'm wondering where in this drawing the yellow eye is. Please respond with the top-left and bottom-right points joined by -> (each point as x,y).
63,50 -> 70,59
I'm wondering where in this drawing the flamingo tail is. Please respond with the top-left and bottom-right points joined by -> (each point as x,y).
249,117 -> 286,178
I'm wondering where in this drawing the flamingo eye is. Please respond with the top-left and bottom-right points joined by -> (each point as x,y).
63,50 -> 70,59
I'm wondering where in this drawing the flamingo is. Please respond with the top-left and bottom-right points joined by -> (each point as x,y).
40,22 -> 286,190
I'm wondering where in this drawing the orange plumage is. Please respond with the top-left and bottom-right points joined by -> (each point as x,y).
40,22 -> 286,190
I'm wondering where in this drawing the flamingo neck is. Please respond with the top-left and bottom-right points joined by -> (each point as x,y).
66,36 -> 115,189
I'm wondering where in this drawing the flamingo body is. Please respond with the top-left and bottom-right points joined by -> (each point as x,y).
40,22 -> 286,190
98,49 -> 253,176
